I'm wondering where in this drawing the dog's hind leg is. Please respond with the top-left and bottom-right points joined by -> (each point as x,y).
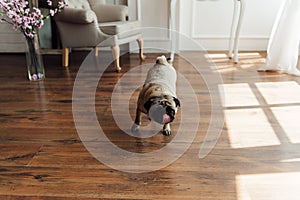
162,123 -> 171,136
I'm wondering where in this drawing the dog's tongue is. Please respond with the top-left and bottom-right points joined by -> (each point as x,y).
162,114 -> 170,124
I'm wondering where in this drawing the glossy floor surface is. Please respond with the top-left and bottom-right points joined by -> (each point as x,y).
0,51 -> 300,199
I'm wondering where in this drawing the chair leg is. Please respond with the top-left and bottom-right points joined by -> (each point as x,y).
137,38 -> 146,61
95,47 -> 99,57
62,48 -> 69,67
111,45 -> 121,72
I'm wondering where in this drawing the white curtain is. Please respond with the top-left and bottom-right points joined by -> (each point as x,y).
258,0 -> 300,76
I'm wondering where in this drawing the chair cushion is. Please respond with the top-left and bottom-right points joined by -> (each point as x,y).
99,20 -> 141,39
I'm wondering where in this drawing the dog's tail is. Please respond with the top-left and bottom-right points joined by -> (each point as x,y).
156,55 -> 172,65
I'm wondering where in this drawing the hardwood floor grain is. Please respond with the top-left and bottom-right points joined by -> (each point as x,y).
0,51 -> 300,199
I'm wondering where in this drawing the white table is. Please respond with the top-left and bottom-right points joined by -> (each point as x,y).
228,0 -> 246,63
169,0 -> 246,63
169,0 -> 177,61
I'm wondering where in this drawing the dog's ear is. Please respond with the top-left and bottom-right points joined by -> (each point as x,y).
173,97 -> 181,107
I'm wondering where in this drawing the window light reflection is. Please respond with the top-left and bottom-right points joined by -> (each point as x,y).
225,108 -> 280,148
271,106 -> 300,143
219,83 -> 259,107
236,172 -> 300,200
255,81 -> 300,105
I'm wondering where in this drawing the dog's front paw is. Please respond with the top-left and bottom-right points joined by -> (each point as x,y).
131,123 -> 140,133
162,129 -> 171,136
162,123 -> 171,136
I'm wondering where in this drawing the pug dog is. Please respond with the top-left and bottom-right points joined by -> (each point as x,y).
131,55 -> 180,136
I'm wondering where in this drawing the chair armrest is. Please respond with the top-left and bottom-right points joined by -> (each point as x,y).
91,4 -> 128,22
54,8 -> 96,24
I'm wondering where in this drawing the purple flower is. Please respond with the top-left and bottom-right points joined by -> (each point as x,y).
46,0 -> 52,6
58,1 -> 67,9
31,74 -> 38,80
49,9 -> 55,16
0,0 -> 67,38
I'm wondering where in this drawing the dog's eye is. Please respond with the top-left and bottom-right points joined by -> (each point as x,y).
166,107 -> 175,115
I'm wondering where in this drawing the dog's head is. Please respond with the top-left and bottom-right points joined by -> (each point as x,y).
144,95 -> 180,124
156,55 -> 172,65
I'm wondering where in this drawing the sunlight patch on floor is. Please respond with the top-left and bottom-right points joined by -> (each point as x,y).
213,65 -> 238,73
239,64 -> 261,69
206,53 -> 228,59
225,108 -> 280,148
255,81 -> 300,105
271,106 -> 300,143
281,158 -> 300,163
237,52 -> 262,58
236,172 -> 300,200
219,83 -> 259,107
207,52 -> 262,59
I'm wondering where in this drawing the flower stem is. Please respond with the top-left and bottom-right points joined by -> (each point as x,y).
25,36 -> 43,80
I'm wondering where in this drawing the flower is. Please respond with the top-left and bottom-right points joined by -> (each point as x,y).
0,0 -> 67,38
47,0 -> 52,6
0,0 -> 67,81
31,73 -> 38,80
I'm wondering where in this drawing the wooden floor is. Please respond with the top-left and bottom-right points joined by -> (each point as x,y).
0,51 -> 300,199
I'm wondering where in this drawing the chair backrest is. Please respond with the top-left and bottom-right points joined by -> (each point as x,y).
64,0 -> 93,9
88,0 -> 106,7
64,0 -> 107,9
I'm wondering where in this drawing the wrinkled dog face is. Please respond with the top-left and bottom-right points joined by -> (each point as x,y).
144,95 -> 181,125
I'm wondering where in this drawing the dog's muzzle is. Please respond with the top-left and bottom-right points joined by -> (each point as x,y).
149,104 -> 174,124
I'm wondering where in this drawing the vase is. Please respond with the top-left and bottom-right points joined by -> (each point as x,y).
25,35 -> 45,81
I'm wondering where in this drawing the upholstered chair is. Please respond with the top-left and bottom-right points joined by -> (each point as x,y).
54,0 -> 145,72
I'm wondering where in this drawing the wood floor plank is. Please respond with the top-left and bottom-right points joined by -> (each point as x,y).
0,51 -> 300,199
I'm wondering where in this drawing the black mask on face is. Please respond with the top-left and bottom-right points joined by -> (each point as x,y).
149,104 -> 172,124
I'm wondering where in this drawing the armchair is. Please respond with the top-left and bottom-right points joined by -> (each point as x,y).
54,0 -> 145,72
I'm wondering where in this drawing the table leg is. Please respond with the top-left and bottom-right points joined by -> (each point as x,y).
169,0 -> 177,61
234,0 -> 246,63
229,0 -> 246,63
228,0 -> 239,59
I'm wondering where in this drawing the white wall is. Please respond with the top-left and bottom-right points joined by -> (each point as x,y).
129,0 -> 283,51
128,0 -> 170,51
